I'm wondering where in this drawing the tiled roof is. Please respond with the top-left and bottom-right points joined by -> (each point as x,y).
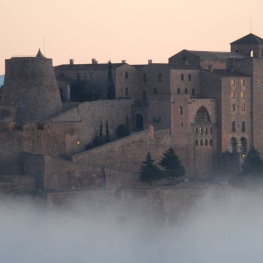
188,51 -> 248,61
231,33 -> 263,45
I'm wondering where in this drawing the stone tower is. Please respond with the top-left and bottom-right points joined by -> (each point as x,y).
1,50 -> 62,124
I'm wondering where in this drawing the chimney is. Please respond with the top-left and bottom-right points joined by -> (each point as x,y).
148,59 -> 152,64
208,65 -> 213,72
92,59 -> 97,64
122,60 -> 126,64
69,59 -> 74,65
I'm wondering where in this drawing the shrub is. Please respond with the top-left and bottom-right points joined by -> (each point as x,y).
116,124 -> 130,138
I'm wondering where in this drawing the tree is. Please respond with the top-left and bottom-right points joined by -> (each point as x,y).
116,124 -> 130,138
140,152 -> 161,182
159,148 -> 185,184
106,121 -> 110,143
241,148 -> 263,176
99,121 -> 103,140
107,61 -> 116,99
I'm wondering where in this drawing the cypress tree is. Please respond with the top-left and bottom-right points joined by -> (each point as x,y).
106,121 -> 110,143
107,61 -> 116,100
99,121 -> 103,140
140,152 -> 161,182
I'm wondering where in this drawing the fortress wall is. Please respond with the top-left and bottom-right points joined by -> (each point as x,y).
46,185 -> 233,224
0,130 -> 23,175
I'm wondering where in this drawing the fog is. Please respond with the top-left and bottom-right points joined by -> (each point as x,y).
2,188 -> 263,263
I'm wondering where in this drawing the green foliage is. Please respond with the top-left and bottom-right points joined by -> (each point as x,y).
107,61 -> 116,100
140,152 -> 162,182
116,124 -> 130,138
159,148 -> 185,183
106,121 -> 110,143
242,148 -> 263,176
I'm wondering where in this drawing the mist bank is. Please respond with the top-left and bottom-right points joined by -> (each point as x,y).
2,185 -> 263,262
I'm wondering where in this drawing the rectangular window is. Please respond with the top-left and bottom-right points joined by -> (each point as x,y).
241,91 -> 245,99
125,72 -> 128,79
192,89 -> 195,96
242,121 -> 245,132
241,79 -> 245,86
231,104 -> 235,111
181,74 -> 184,81
188,74 -> 191,81
231,91 -> 235,99
180,122 -> 183,129
232,121 -> 235,132
143,74 -> 147,82
242,104 -> 246,111
231,79 -> 235,86
158,74 -> 162,82
125,87 -> 129,95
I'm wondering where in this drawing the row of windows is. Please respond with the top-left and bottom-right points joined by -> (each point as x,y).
181,74 -> 191,81
231,104 -> 246,111
195,127 -> 213,134
229,137 -> 247,153
231,91 -> 246,99
231,121 -> 245,132
231,79 -> 245,86
196,139 -> 213,146
141,74 -> 162,82
177,88 -> 196,96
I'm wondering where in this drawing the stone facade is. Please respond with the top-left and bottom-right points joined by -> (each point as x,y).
1,33 -> 263,190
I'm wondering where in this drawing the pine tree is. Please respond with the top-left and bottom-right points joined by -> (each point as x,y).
140,152 -> 161,182
159,148 -> 185,184
107,61 -> 115,100
242,148 -> 263,176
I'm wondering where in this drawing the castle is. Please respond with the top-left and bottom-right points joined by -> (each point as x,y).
0,33 -> 262,190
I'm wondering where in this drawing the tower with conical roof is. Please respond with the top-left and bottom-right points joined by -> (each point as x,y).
1,49 -> 62,124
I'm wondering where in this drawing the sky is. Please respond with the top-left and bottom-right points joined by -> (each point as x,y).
1,0 -> 263,74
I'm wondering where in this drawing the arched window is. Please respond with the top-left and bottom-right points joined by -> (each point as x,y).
205,127 -> 208,134
210,127 -> 213,134
240,137 -> 247,153
177,88 -> 181,94
196,140 -> 198,146
200,139 -> 203,146
210,139 -> 213,146
200,127 -> 203,134
249,50 -> 254,57
195,127 -> 198,134
194,106 -> 211,123
185,88 -> 188,94
229,137 -> 237,153
205,139 -> 208,146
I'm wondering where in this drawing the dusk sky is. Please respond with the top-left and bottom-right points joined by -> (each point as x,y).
1,0 -> 263,74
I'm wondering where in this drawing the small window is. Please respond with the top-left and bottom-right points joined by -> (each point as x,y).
241,91 -> 245,99
125,87 -> 129,96
153,88 -> 158,94
241,79 -> 245,86
143,90 -> 147,100
250,50 -> 253,57
210,139 -> 213,146
195,127 -> 198,134
210,127 -> 213,134
183,57 -> 188,65
242,121 -> 245,132
200,139 -> 203,146
185,88 -> 188,94
205,139 -> 208,146
196,140 -> 198,146
188,74 -> 191,81
143,74 -> 147,82
231,79 -> 235,86
158,74 -> 162,82
181,74 -> 184,81
200,127 -> 203,134
192,89 -> 195,96
231,104 -> 235,111
242,104 -> 246,111
205,127 -> 208,134
179,106 -> 183,115
231,91 -> 235,99
180,122 -> 183,129
231,121 -> 235,132
125,72 -> 128,79
177,88 -> 181,94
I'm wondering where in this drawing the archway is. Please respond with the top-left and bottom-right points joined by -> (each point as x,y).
194,106 -> 211,123
240,137 -> 247,153
229,137 -> 237,153
135,113 -> 144,130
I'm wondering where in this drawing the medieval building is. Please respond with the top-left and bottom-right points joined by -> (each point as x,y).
0,33 -> 261,190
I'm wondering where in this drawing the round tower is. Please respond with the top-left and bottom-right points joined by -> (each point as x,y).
1,50 -> 62,124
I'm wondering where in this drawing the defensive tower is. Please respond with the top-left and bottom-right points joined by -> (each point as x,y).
1,50 -> 62,124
